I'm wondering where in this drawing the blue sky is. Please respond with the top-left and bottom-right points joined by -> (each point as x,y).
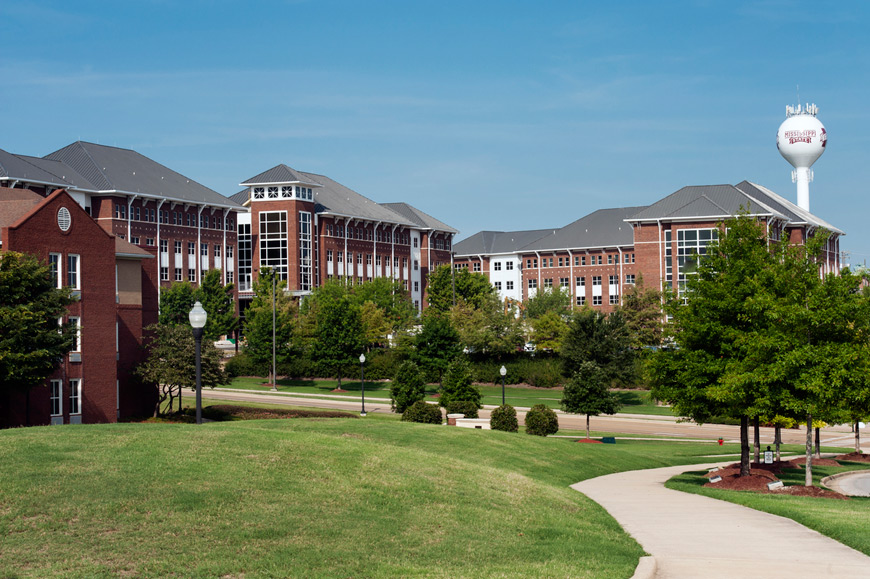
3,1 -> 869,261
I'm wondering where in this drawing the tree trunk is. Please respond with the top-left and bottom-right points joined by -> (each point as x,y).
753,417 -> 760,463
774,425 -> 782,462
740,416 -> 751,477
856,421 -> 862,454
814,426 -> 821,459
178,384 -> 182,414
337,369 -> 342,389
805,413 -> 813,487
586,414 -> 591,439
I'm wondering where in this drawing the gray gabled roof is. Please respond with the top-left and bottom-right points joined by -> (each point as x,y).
228,189 -> 250,206
44,141 -> 241,208
626,185 -> 780,222
454,229 -> 553,256
0,148 -> 73,187
380,202 -> 458,234
735,181 -> 843,234
240,164 -> 322,188
626,182 -> 842,235
524,206 -> 646,252
299,171 -> 417,226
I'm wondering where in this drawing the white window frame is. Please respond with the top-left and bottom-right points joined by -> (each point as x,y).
69,379 -> 82,415
69,317 -> 81,352
49,253 -> 62,289
50,380 -> 62,416
67,254 -> 80,290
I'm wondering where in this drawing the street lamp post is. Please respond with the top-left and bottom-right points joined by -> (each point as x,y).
188,301 -> 208,425
271,273 -> 277,392
499,365 -> 507,406
360,353 -> 367,416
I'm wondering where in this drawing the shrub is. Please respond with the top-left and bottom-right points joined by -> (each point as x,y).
444,400 -> 479,418
401,400 -> 443,424
524,358 -> 564,388
390,361 -> 426,413
365,348 -> 404,381
224,352 -> 260,378
490,404 -> 518,432
525,403 -> 559,436
439,358 -> 481,409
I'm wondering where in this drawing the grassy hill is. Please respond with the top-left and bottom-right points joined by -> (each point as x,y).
1,415 -> 719,578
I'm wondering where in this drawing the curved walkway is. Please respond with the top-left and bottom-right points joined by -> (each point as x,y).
571,463 -> 870,578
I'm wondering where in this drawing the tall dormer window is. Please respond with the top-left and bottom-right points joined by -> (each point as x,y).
253,187 -> 265,199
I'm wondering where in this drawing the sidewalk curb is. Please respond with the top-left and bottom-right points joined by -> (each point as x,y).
630,556 -> 656,579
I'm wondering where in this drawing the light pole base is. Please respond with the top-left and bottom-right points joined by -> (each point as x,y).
360,411 -> 367,417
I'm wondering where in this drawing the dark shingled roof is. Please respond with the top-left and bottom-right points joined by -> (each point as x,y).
380,202 -> 458,234
300,172 -> 417,226
0,148 -> 71,186
524,206 -> 646,251
44,142 -> 242,208
229,190 -> 249,206
454,229 -> 552,256
240,164 -> 322,188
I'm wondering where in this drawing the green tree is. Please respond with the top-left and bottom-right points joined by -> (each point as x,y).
244,269 -> 295,383
561,362 -> 622,439
413,312 -> 462,385
620,273 -> 663,349
525,286 -> 572,319
351,277 -> 416,331
360,300 -> 392,349
561,308 -> 635,385
197,269 -> 238,341
427,265 -> 495,313
524,404 -> 559,436
136,324 -> 229,416
448,297 -> 524,357
158,281 -> 197,326
530,310 -> 569,352
439,358 -> 481,410
390,361 -> 426,413
311,296 -> 365,389
0,252 -> 76,400
648,215 -> 784,477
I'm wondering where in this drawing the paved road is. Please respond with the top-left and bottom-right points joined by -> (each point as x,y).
825,471 -> 870,497
572,463 -> 870,578
204,388 -> 854,446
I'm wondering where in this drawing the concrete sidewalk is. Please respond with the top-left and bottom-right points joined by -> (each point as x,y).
572,463 -> 870,578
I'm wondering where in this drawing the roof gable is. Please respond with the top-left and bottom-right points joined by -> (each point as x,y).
240,165 -> 321,187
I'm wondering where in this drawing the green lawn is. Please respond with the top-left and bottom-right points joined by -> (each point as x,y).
1,415 -> 719,578
224,377 -> 675,415
666,462 -> 870,556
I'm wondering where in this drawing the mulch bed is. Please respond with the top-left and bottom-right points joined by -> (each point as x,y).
789,457 -> 841,467
575,438 -> 603,444
203,404 -> 356,421
836,452 -> 870,463
703,460 -> 849,499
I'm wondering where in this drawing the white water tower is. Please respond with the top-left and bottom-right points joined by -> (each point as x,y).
776,103 -> 826,212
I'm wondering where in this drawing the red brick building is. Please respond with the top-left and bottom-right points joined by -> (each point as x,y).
230,166 -> 456,314
454,181 -> 842,313
1,188 -> 155,427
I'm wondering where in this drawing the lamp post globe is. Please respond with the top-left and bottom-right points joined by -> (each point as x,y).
499,365 -> 507,406
189,301 -> 207,425
359,353 -> 367,416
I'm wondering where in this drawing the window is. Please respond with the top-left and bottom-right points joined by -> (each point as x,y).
610,294 -> 619,305
402,257 -> 408,268
528,279 -> 538,289
69,379 -> 81,415
131,236 -> 140,245
160,267 -> 169,281
413,238 -> 418,248
115,204 -> 126,219
227,245 -> 233,258
608,255 -> 613,265
558,257 -> 564,267
414,281 -> 420,292
577,295 -> 586,306
473,262 -> 481,272
50,380 -> 62,416
626,274 -> 636,284
214,245 -> 221,258
366,254 -> 372,265
133,206 -> 140,221
67,255 -> 80,289
253,187 -> 265,199
494,261 -> 502,271
394,257 -> 400,269
576,276 -> 585,287
69,317 -> 81,353
227,271 -> 234,284
260,211 -> 289,281
188,242 -> 195,256
677,228 -> 718,296
609,275 -> 618,286
574,256 -> 580,266
559,277 -> 569,287
526,259 -> 532,269
376,255 -> 382,267
337,251 -> 343,263
327,250 -> 334,262
592,276 -> 602,287
506,281 -> 514,290
506,261 -> 514,270
494,281 -> 502,290
188,269 -> 196,282
414,300 -> 419,310
49,253 -> 61,288
175,268 -> 182,282
543,278 -> 553,288
593,295 -> 602,306
281,186 -> 293,198
160,240 -> 168,253
175,241 -> 182,255
548,258 -> 554,268
413,259 -> 418,271
357,253 -> 363,265
267,187 -> 279,199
